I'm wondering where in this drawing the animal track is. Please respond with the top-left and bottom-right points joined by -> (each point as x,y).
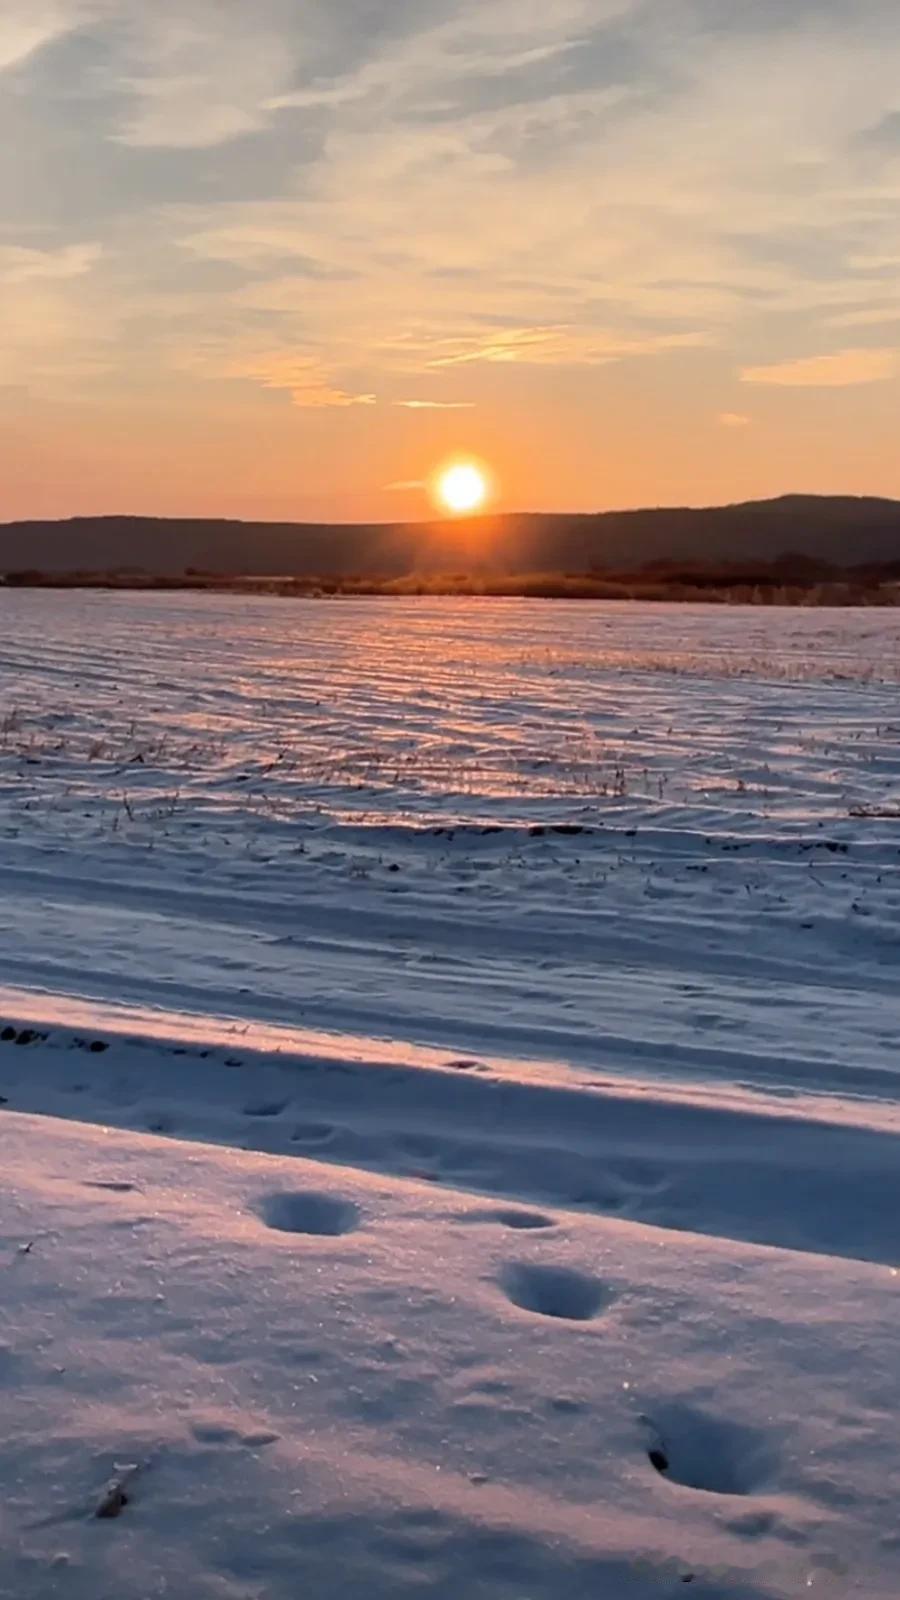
464,1208 -> 555,1231
397,1133 -> 441,1160
243,1099 -> 289,1118
145,1113 -> 176,1135
643,1403 -> 776,1496
191,1420 -> 279,1449
258,1190 -> 361,1237
1,1027 -> 50,1048
290,1123 -> 335,1145
500,1262 -> 612,1322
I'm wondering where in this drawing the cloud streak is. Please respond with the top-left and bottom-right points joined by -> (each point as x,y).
395,399 -> 476,409
741,349 -> 899,387
231,354 -> 377,408
0,1 -> 105,71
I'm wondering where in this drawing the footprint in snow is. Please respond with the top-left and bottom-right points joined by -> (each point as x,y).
145,1113 -> 176,1135
258,1190 -> 361,1237
462,1208 -> 556,1231
83,1180 -> 138,1194
290,1122 -> 335,1145
397,1133 -> 442,1160
500,1262 -> 612,1322
642,1403 -> 776,1497
191,1420 -> 280,1449
243,1099 -> 289,1118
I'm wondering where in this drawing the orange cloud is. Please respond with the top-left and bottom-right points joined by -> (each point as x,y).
741,349 -> 899,388
230,352 -> 376,408
427,325 -> 711,370
394,399 -> 475,409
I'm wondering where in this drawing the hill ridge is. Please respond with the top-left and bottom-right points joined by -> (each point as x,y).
3,494 -> 900,575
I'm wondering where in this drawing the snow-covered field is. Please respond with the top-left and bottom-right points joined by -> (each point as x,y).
1,591 -> 899,1597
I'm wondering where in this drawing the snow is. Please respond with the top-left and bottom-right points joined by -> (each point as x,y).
0,591 -> 899,1597
2,1104 -> 899,1599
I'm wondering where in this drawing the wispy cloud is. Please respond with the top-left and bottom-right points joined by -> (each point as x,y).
0,243 -> 102,282
427,326 -> 710,369
111,7 -> 299,150
741,349 -> 899,388
827,306 -> 900,329
0,2 -> 104,71
232,353 -> 376,408
395,399 -> 475,410
718,412 -> 752,428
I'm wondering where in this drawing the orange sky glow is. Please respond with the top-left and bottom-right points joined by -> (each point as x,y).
3,2 -> 900,522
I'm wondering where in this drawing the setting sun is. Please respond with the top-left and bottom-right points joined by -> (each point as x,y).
435,462 -> 490,516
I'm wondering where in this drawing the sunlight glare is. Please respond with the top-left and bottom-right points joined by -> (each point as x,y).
435,462 -> 490,516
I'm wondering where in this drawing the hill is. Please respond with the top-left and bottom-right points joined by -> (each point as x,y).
3,495 -> 900,578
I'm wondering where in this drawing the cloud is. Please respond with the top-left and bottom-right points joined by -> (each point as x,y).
428,327 -> 573,368
741,348 -> 899,387
112,6 -> 300,150
394,399 -> 475,409
427,325 -> 710,369
718,411 -> 751,427
0,278 -> 116,394
827,306 -> 900,329
385,479 -> 427,490
0,236 -> 111,397
0,242 -> 102,282
0,2 -> 104,71
9,0 -> 900,452
78,0 -> 896,415
228,352 -> 376,409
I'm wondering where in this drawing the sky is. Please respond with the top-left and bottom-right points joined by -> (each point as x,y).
3,0 -> 900,521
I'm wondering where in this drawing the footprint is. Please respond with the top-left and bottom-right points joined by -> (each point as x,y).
257,1190 -> 361,1237
643,1404 -> 776,1496
243,1099 -> 289,1118
191,1421 -> 244,1445
191,1420 -> 280,1449
145,1113 -> 175,1135
397,1133 -> 442,1160
571,1188 -> 629,1215
463,1208 -> 556,1231
607,1160 -> 667,1196
500,1263 -> 612,1322
83,1181 -> 137,1194
290,1123 -> 335,1145
549,1396 -> 585,1415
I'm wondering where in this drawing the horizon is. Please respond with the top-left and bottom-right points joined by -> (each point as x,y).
5,489 -> 900,532
4,2 -> 900,522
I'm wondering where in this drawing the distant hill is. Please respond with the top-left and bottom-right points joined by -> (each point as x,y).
3,496 -> 900,577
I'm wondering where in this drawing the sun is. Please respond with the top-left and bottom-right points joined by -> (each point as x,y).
434,461 -> 490,516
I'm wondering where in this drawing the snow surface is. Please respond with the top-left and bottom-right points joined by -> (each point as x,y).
0,591 -> 899,1597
